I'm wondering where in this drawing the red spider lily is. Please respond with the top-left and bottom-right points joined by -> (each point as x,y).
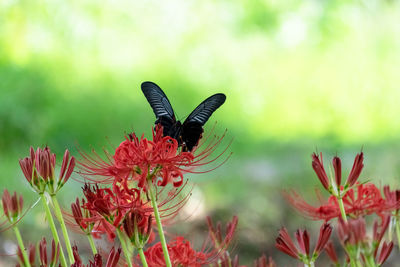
372,215 -> 390,257
206,215 -> 238,251
144,236 -> 211,267
81,183 -> 144,238
122,210 -> 152,248
2,189 -> 24,224
324,242 -> 339,265
337,217 -> 367,246
311,152 -> 330,191
275,227 -> 299,259
383,185 -> 400,211
71,246 -> 121,267
337,216 -> 394,265
346,152 -> 364,187
286,183 -> 399,221
376,241 -> 393,265
19,147 -> 75,194
78,125 -> 230,189
253,254 -> 277,267
16,244 -> 35,267
69,198 -> 96,235
145,216 -> 238,267
311,152 -> 364,192
38,237 -> 60,267
275,223 -> 332,263
78,181 -> 190,240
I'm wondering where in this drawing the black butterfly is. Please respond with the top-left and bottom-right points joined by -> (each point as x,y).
141,81 -> 226,151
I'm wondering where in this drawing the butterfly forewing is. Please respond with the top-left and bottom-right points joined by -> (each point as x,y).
141,81 -> 176,120
184,93 -> 226,125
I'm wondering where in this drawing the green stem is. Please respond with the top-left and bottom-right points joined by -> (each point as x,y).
13,226 -> 31,267
148,183 -> 172,267
51,195 -> 74,264
116,228 -> 133,267
87,233 -> 98,255
40,194 -> 67,267
138,247 -> 149,267
396,217 -> 400,251
350,259 -> 357,267
365,255 -> 376,267
337,197 -> 348,223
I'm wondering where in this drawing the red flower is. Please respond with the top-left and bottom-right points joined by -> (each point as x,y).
78,125 -> 229,189
122,210 -> 153,248
144,237 -> 210,267
1,189 -> 24,224
324,242 -> 339,264
275,223 -> 332,263
376,241 -> 393,265
311,152 -> 364,192
145,216 -> 237,267
346,152 -> 364,187
313,222 -> 332,255
337,217 -> 367,246
275,227 -> 300,259
71,246 -> 121,267
81,183 -> 147,237
373,214 -> 390,257
206,215 -> 238,251
16,243 -> 35,267
286,183 -> 399,221
254,254 -> 277,267
19,147 -> 75,194
38,237 -> 60,267
311,152 -> 330,191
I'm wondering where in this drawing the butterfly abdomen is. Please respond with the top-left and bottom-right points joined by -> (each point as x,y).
182,122 -> 204,151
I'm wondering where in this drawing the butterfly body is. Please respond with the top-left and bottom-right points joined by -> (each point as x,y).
141,82 -> 226,151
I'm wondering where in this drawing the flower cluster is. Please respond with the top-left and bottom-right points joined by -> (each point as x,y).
280,152 -> 399,266
275,223 -> 332,265
6,111 -> 400,267
78,125 -> 229,190
287,182 -> 399,221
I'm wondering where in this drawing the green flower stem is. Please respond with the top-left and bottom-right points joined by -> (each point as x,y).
13,226 -> 31,267
337,197 -> 348,223
51,195 -> 74,264
116,228 -> 133,267
138,247 -> 149,267
396,219 -> 400,252
40,194 -> 67,267
365,255 -> 376,267
87,233 -> 98,255
148,183 -> 172,267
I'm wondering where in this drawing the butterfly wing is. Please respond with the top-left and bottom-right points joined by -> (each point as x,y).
141,81 -> 177,136
182,93 -> 226,151
184,93 -> 226,125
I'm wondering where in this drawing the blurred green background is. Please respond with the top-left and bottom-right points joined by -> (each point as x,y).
2,0 -> 400,265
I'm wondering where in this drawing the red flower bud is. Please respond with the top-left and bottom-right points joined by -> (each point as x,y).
346,152 -> 364,187
311,153 -> 330,191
